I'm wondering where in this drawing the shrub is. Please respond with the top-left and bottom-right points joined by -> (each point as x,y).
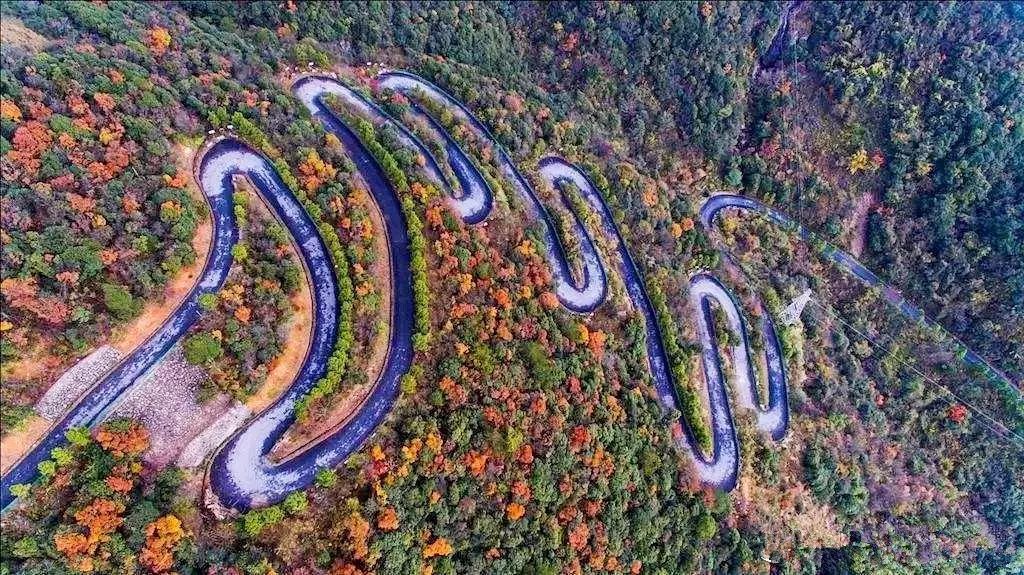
231,243 -> 249,263
197,292 -> 218,312
183,332 -> 223,365
696,514 -> 717,540
282,492 -> 308,515
314,468 -> 338,489
102,283 -> 139,322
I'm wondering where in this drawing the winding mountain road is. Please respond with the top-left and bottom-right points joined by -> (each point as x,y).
375,73 -> 787,490
378,72 -> 608,313
700,194 -> 1018,389
3,70 -> 1010,511
2,139 -> 239,509
205,81 -> 414,509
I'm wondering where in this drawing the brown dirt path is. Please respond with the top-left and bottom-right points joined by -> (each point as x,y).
0,415 -> 50,474
109,224 -> 212,354
244,284 -> 312,413
847,191 -> 875,258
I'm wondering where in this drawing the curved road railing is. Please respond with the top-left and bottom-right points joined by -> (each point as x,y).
378,72 -> 608,313
207,78 -> 414,509
535,159 -> 787,489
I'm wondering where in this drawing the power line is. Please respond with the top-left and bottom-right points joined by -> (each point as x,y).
721,238 -> 1024,450
744,3 -> 1022,450
806,298 -> 1024,450
786,1 -> 803,204
778,5 -> 1016,392
745,204 -> 1018,388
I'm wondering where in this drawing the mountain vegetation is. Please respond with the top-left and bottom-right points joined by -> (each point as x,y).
1,2 -> 1020,574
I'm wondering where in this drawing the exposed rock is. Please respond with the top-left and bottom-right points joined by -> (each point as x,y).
107,345 -> 231,468
177,402 -> 251,469
35,346 -> 123,420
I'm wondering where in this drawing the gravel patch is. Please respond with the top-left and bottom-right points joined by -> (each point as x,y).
177,402 -> 251,469
106,345 -> 232,469
35,346 -> 123,420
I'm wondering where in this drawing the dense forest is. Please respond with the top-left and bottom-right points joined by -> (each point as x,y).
1,2 -> 1021,575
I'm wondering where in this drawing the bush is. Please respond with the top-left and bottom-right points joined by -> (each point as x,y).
102,283 -> 140,322
183,332 -> 223,365
314,468 -> 338,488
231,243 -> 249,263
1,403 -> 34,434
241,505 -> 285,538
65,426 -> 92,447
282,491 -> 308,515
695,514 -> 717,540
804,443 -> 837,501
152,467 -> 185,509
198,292 -> 219,312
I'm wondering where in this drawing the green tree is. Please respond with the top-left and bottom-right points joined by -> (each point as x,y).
102,283 -> 139,322
183,332 -> 223,365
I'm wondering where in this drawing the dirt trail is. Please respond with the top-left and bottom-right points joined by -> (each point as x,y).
848,191 -> 875,258
0,416 -> 50,474
110,225 -> 212,353
244,284 -> 313,413
0,17 -> 50,53
0,354 -> 63,390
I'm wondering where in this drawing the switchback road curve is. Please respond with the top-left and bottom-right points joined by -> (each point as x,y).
5,70 -> 1011,511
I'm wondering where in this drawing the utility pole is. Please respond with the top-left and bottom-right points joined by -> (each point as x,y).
780,289 -> 813,326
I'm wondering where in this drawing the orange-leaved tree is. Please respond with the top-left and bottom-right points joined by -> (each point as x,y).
139,515 -> 187,573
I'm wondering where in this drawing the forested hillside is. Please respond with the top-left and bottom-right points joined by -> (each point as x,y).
1,2 -> 1021,575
